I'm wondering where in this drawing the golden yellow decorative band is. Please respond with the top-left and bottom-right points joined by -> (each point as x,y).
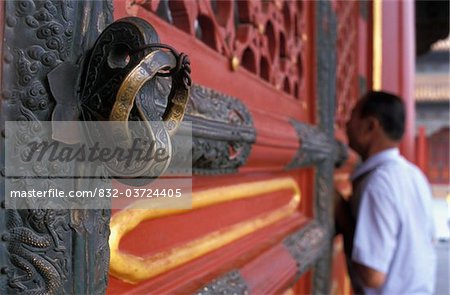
109,177 -> 301,283
373,0 -> 382,90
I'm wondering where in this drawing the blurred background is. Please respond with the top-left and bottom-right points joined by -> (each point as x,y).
415,2 -> 449,294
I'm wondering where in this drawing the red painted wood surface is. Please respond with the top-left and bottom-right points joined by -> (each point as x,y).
359,4 -> 372,90
108,214 -> 310,294
108,1 -> 316,293
240,243 -> 298,293
380,2 -> 400,94
118,182 -> 293,257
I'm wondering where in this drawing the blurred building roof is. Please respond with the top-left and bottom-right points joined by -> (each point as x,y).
432,36 -> 450,51
416,36 -> 450,102
416,73 -> 450,102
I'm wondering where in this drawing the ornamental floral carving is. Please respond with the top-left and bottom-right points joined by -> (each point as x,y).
127,0 -> 307,100
334,1 -> 359,130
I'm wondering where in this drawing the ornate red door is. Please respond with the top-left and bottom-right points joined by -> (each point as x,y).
107,1 -> 346,294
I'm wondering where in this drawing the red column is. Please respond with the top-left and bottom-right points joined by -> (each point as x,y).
380,0 -> 416,161
415,126 -> 428,176
399,0 -> 416,163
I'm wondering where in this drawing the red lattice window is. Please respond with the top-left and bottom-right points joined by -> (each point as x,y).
126,0 -> 308,100
335,1 -> 359,129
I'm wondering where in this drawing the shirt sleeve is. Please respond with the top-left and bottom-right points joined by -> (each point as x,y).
351,182 -> 399,273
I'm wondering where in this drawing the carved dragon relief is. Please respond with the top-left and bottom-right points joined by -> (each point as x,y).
4,209 -> 69,294
1,1 -> 113,294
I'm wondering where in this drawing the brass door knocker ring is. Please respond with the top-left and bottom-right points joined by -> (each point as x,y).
78,17 -> 191,181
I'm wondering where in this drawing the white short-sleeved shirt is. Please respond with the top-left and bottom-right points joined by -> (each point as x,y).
350,148 -> 436,294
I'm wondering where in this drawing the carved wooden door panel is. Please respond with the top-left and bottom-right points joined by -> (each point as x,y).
107,1 -> 343,294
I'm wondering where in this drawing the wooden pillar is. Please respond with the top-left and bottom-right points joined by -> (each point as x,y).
399,0 -> 416,162
374,0 -> 416,161
415,126 -> 429,176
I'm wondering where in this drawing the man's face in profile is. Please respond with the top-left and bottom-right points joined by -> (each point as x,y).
346,100 -> 367,157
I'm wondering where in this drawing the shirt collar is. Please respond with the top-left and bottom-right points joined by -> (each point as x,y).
351,148 -> 400,181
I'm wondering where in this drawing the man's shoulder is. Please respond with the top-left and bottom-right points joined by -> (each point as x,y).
364,157 -> 414,184
366,156 -> 431,193
386,156 -> 430,183
373,155 -> 424,177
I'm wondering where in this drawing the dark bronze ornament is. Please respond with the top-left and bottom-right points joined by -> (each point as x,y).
1,1 -> 192,293
313,1 -> 338,294
196,270 -> 249,295
1,1 -> 113,294
187,85 -> 256,174
286,119 -> 348,169
284,221 -> 329,280
334,140 -> 349,169
78,18 -> 191,181
286,120 -> 334,169
147,80 -> 257,175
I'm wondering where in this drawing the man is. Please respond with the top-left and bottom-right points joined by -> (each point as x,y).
335,91 -> 436,294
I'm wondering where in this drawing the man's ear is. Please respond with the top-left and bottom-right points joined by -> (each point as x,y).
366,116 -> 380,133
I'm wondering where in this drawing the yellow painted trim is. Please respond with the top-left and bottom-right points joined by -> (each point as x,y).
281,288 -> 295,295
344,273 -> 351,295
373,0 -> 382,90
109,177 -> 301,283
